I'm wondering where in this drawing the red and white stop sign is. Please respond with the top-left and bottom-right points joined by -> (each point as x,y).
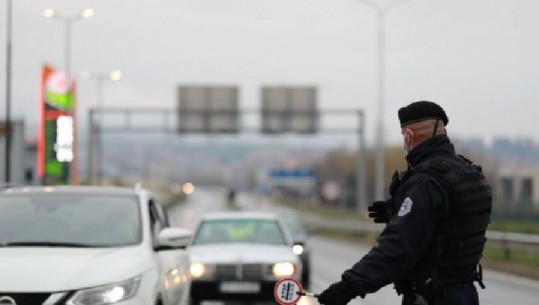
274,278 -> 303,305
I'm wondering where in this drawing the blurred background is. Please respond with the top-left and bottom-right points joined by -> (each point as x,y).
0,0 -> 538,302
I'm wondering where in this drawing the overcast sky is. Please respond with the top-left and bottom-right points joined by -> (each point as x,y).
0,0 -> 538,146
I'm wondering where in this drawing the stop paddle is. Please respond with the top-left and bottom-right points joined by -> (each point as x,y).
274,277 -> 319,305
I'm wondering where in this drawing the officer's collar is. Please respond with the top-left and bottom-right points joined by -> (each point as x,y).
406,135 -> 455,168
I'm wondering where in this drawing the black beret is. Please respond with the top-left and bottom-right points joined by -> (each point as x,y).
398,101 -> 449,127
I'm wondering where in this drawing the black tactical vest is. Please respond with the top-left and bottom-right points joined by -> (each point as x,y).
413,155 -> 492,283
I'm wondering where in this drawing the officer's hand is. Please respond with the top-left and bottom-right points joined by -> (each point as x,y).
317,281 -> 356,305
367,199 -> 394,223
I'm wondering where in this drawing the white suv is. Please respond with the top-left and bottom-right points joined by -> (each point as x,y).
0,185 -> 192,305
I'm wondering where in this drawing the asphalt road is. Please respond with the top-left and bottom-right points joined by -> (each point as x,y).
169,187 -> 539,305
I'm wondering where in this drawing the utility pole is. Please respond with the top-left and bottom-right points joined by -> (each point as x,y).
81,70 -> 122,184
43,8 -> 94,82
4,0 -> 13,183
355,0 -> 412,200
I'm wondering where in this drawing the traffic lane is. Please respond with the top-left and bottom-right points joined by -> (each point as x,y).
309,235 -> 539,305
478,270 -> 539,305
168,187 -> 269,230
309,236 -> 400,305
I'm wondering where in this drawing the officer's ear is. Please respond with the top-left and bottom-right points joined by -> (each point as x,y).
404,128 -> 414,148
404,128 -> 412,140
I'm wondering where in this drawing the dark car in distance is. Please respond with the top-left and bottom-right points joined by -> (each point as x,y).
279,212 -> 311,289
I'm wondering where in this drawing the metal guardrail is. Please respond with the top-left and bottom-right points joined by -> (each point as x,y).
486,231 -> 539,244
245,194 -> 539,261
486,231 -> 539,259
299,214 -> 539,258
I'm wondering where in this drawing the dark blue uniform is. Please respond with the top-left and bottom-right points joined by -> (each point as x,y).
319,135 -> 488,305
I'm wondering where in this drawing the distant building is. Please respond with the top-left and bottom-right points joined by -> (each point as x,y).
491,137 -> 539,165
0,120 -> 39,186
496,166 -> 539,214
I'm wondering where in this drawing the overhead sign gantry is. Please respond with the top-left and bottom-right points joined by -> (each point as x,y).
87,84 -> 367,216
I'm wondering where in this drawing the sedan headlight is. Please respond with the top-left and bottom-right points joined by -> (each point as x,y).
67,276 -> 141,305
272,262 -> 295,277
190,262 -> 206,278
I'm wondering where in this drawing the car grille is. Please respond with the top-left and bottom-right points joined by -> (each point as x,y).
214,263 -> 264,280
0,293 -> 50,305
0,292 -> 71,305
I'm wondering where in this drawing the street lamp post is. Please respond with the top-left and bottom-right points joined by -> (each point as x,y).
82,70 -> 122,184
91,70 -> 123,112
43,8 -> 94,185
4,0 -> 13,183
354,0 -> 412,200
43,8 -> 94,86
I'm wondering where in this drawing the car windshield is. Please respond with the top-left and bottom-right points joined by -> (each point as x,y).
0,193 -> 141,247
193,219 -> 286,246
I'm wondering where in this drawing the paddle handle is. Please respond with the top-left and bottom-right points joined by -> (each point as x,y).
297,291 -> 319,298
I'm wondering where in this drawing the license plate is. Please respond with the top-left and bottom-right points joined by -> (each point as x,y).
219,282 -> 261,293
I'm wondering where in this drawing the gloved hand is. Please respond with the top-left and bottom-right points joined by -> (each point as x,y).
367,199 -> 395,223
317,280 -> 357,305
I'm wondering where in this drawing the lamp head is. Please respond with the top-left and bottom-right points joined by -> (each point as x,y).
110,70 -> 122,81
43,8 -> 55,18
81,8 -> 95,19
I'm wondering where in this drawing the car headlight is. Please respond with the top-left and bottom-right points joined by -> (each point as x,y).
272,262 -> 295,277
190,262 -> 206,278
292,245 -> 304,255
66,276 -> 141,305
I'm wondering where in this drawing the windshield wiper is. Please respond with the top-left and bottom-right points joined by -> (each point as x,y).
1,241 -> 99,248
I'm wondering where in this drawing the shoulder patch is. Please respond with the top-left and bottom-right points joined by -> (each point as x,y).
398,197 -> 413,217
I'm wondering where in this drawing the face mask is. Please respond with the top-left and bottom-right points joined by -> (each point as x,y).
403,141 -> 411,156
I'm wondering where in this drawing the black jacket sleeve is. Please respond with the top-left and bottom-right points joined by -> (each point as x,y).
341,174 -> 446,297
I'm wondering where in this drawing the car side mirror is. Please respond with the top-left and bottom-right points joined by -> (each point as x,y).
155,227 -> 192,251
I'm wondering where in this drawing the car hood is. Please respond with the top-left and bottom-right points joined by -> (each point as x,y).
0,246 -> 154,292
189,244 -> 298,264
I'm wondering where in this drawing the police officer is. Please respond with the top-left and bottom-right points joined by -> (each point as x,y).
317,101 -> 492,305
